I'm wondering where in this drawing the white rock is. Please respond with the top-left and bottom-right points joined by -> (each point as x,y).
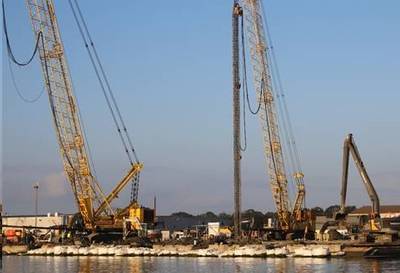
266,249 -> 275,256
53,246 -> 63,256
88,246 -> 99,255
27,249 -> 39,255
97,246 -> 109,255
275,247 -> 289,257
311,247 -> 330,257
78,247 -> 89,256
294,246 -> 313,257
67,246 -> 79,255
115,246 -> 128,256
107,246 -> 115,256
46,247 -> 54,255
331,251 -> 345,257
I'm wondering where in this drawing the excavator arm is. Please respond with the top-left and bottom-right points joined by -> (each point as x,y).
336,134 -> 381,230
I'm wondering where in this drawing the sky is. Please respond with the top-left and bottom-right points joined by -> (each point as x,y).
1,0 -> 399,216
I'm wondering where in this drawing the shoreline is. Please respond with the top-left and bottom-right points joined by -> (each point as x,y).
3,241 -> 399,258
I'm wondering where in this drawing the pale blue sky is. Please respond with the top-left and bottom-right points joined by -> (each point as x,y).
2,0 -> 399,215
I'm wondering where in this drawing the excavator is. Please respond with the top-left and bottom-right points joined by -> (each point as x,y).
4,0 -> 154,243
320,134 -> 381,236
232,0 -> 314,239
335,134 -> 381,231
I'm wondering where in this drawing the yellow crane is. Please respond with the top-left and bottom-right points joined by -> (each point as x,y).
232,0 -> 313,238
4,0 -> 154,240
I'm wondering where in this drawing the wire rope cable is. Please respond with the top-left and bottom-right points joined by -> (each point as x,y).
68,0 -> 141,203
2,0 -> 41,66
70,0 -> 139,164
67,0 -> 135,166
7,56 -> 45,103
261,0 -> 303,175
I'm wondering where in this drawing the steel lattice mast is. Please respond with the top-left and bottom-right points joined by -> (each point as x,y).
25,0 -> 104,227
25,0 -> 144,231
240,0 -> 292,230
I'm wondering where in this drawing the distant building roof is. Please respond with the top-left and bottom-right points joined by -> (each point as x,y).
157,215 -> 233,231
349,205 -> 400,215
2,213 -> 73,218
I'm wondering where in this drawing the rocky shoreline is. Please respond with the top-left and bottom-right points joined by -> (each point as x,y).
4,243 -> 347,258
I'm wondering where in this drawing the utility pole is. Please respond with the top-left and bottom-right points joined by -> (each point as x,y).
33,183 -> 39,228
232,1 -> 243,239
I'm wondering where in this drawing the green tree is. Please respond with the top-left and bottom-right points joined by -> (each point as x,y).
324,205 -> 340,218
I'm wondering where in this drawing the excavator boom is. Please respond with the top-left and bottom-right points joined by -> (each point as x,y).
339,134 -> 380,218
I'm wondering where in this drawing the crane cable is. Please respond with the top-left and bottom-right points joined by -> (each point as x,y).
67,0 -> 141,203
2,0 -> 40,66
261,0 -> 303,176
6,56 -> 45,103
3,0 -> 94,214
240,15 -> 263,116
2,0 -> 45,103
71,0 -> 141,203
239,14 -> 264,152
68,0 -> 139,163
260,1 -> 304,207
67,0 -> 134,165
238,5 -> 292,212
72,0 -> 139,164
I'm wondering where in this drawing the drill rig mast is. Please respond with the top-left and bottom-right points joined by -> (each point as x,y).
232,0 -> 311,235
24,0 -> 147,233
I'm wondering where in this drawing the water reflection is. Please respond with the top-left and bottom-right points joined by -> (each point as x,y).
370,259 -> 381,273
77,257 -> 144,273
3,256 -> 400,273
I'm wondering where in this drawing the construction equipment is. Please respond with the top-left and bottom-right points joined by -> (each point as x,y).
232,0 -> 313,238
232,1 -> 243,238
335,134 -> 381,231
5,0 -> 154,240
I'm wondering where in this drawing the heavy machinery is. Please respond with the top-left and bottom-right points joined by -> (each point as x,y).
320,134 -> 382,237
335,134 -> 381,231
4,0 -> 154,242
232,0 -> 314,239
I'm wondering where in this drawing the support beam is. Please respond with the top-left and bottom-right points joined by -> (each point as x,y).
94,163 -> 143,218
232,1 -> 242,238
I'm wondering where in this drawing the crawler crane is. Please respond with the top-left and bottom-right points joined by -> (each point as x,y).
5,0 -> 155,242
232,0 -> 314,238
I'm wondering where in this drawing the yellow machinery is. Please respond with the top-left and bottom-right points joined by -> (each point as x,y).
15,0 -> 155,239
232,0 -> 314,238
320,134 -> 382,237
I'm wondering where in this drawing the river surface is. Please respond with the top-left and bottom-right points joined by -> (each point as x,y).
2,256 -> 400,273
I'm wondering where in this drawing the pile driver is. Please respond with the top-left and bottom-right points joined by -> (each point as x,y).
232,0 -> 314,239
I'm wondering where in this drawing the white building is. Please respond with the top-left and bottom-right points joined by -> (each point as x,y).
2,213 -> 73,235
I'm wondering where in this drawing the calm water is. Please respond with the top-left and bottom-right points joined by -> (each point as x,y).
2,256 -> 400,273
